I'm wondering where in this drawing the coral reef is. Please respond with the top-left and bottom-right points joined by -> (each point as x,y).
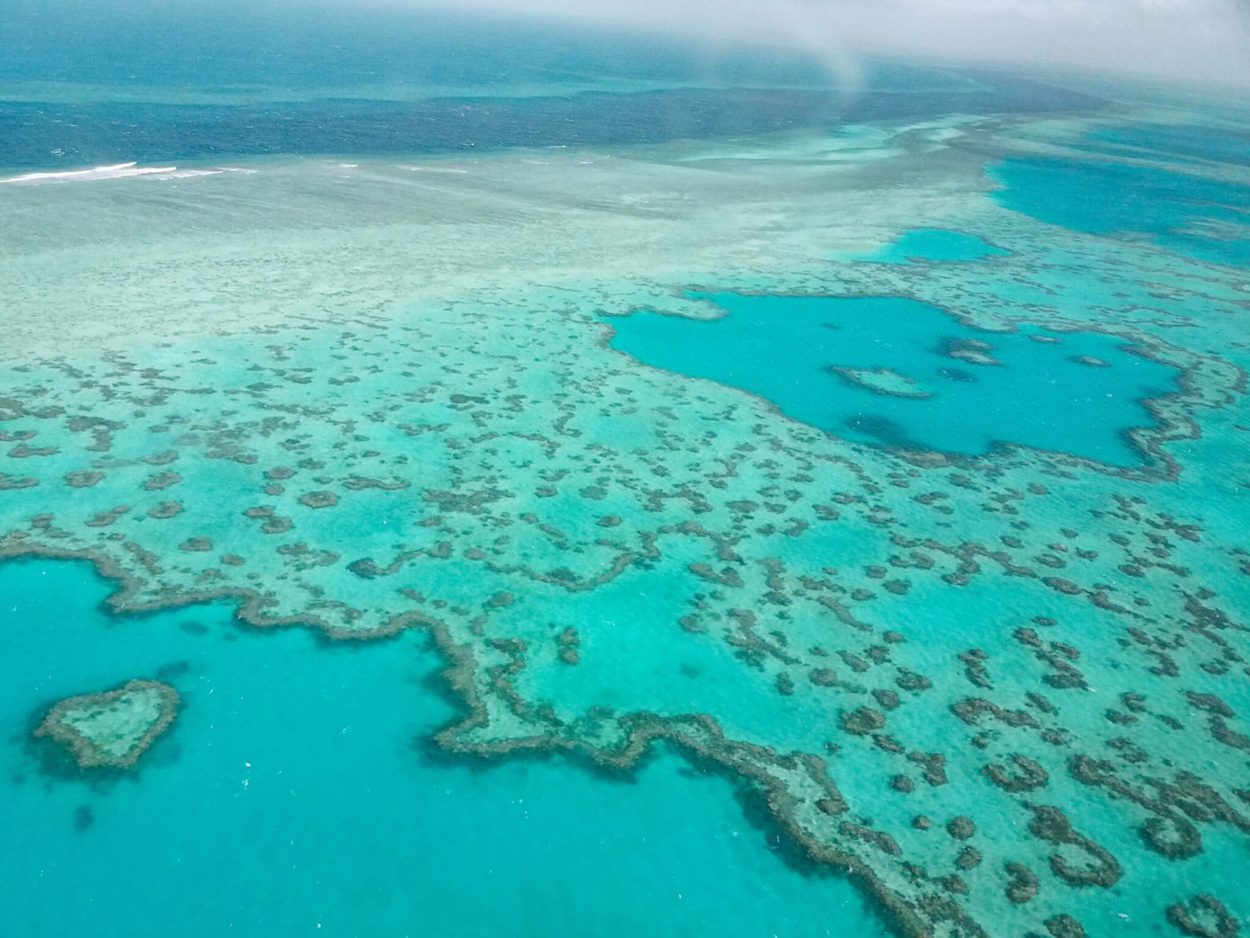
34,680 -> 180,770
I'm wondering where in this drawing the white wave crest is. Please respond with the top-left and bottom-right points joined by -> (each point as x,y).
146,167 -> 257,180
0,162 -> 256,185
400,165 -> 470,175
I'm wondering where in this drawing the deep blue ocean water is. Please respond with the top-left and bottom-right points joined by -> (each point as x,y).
0,0 -> 1105,169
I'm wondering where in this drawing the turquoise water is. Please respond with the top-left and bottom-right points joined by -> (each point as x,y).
858,228 -> 1009,263
1090,124 -> 1250,169
991,155 -> 1250,267
3,6 -> 1250,936
0,559 -> 882,937
607,293 -> 1179,465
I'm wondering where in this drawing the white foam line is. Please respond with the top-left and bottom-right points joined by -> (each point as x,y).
147,168 -> 257,180
0,162 -> 256,185
400,166 -> 470,175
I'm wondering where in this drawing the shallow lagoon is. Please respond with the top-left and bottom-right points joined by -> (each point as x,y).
855,228 -> 1009,264
0,559 -> 883,937
607,292 -> 1180,466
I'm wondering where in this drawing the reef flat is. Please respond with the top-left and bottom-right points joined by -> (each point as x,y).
2,83 -> 1249,938
34,679 -> 179,770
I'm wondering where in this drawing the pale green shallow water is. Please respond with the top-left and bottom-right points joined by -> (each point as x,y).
2,8 -> 1250,936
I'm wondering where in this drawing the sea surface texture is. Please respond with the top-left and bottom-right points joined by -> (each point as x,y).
2,3 -> 1249,937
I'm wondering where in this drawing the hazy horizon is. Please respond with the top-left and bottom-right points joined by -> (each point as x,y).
5,0 -> 1249,96
409,0 -> 1250,91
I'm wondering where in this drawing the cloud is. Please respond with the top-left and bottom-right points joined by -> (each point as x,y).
419,0 -> 1250,89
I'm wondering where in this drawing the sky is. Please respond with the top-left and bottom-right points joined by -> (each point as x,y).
424,0 -> 1250,89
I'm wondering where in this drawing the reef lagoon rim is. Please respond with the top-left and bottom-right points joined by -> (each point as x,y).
3,60 -> 1250,938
